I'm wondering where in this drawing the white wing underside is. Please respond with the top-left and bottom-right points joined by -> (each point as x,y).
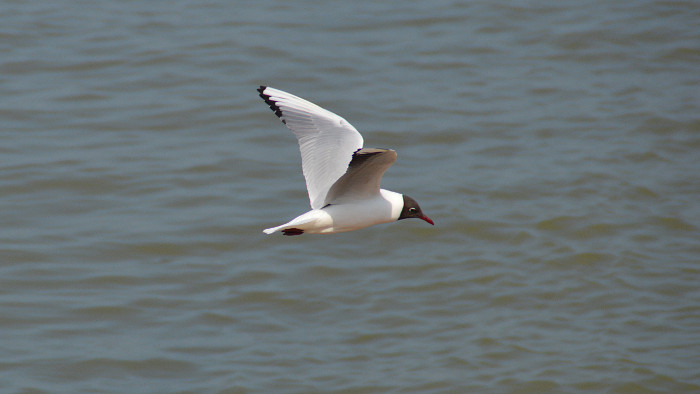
259,86 -> 364,209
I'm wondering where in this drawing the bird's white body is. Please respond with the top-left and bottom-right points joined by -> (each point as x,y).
263,189 -> 404,234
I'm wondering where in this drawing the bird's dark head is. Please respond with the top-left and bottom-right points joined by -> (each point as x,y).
398,195 -> 434,225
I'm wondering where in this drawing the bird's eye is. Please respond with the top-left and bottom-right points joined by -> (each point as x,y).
408,207 -> 417,214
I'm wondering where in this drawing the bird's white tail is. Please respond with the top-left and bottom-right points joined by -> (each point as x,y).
262,213 -> 322,235
262,226 -> 279,235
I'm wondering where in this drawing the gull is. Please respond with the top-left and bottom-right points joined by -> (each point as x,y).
258,86 -> 434,236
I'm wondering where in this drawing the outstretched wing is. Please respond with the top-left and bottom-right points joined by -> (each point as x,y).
324,148 -> 397,205
258,86 -> 364,210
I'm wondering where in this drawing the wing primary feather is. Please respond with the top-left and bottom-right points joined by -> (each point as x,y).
258,86 -> 285,123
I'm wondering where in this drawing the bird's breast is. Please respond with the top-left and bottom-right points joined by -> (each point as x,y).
322,190 -> 402,233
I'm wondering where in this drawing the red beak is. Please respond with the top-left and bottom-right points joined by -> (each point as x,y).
420,215 -> 434,225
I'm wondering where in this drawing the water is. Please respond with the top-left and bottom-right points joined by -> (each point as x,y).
2,0 -> 699,392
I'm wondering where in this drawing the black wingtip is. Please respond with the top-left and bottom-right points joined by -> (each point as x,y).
257,85 -> 285,124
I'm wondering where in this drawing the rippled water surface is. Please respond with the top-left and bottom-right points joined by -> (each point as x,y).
2,1 -> 699,392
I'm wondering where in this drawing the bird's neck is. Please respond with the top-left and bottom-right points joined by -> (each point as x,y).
379,189 -> 404,221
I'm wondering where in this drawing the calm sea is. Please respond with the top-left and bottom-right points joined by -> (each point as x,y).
2,0 -> 699,392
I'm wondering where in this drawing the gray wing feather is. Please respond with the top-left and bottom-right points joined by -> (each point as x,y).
324,148 -> 397,205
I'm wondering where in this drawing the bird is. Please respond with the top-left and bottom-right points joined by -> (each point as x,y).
257,86 -> 434,236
